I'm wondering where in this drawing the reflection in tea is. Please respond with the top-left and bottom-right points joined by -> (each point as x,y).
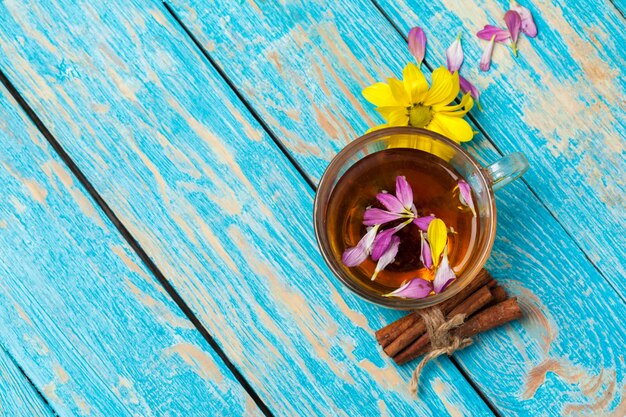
326,148 -> 479,298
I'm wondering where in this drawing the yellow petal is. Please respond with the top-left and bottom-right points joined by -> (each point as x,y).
366,123 -> 390,133
402,63 -> 428,103
387,108 -> 409,126
423,68 -> 459,106
362,82 -> 398,107
376,105 -> 404,121
433,92 -> 474,115
430,114 -> 474,143
387,77 -> 410,107
428,219 -> 448,267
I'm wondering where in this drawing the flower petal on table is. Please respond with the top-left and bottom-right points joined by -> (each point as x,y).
511,1 -> 538,37
408,26 -> 427,67
433,251 -> 456,293
476,25 -> 511,42
505,10 -> 522,53
480,35 -> 496,72
386,278 -> 433,299
446,34 -> 464,73
459,75 -> 480,104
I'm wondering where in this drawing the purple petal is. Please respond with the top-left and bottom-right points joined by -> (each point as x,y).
341,246 -> 368,267
371,236 -> 400,281
408,27 -> 426,66
341,225 -> 379,267
458,179 -> 476,216
433,252 -> 456,293
387,278 -> 433,299
459,75 -> 480,103
420,233 -> 433,269
376,192 -> 405,213
371,228 -> 395,261
510,2 -> 538,38
479,35 -> 496,72
476,25 -> 511,43
446,35 -> 464,72
363,208 -> 402,226
371,220 -> 411,261
413,215 -> 435,231
504,10 -> 522,49
395,176 -> 414,210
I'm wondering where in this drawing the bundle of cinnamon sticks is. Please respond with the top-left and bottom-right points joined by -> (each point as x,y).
375,269 -> 522,365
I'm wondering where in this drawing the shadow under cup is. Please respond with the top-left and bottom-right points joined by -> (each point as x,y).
313,127 -> 529,310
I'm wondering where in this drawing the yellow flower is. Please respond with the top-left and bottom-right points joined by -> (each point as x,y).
362,64 -> 474,142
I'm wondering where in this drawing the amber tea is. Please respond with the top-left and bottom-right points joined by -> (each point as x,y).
326,148 -> 479,298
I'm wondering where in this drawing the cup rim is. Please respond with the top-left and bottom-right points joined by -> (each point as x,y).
313,126 -> 497,310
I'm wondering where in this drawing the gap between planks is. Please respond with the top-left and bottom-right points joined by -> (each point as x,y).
161,2 -> 501,414
0,69 -> 275,417
0,343 -> 59,416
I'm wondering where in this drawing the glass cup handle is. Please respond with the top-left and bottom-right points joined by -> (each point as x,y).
484,152 -> 529,191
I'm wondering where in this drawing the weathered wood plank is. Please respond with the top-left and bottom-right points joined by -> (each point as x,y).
0,347 -> 54,417
0,88 -> 259,415
0,1 -> 493,415
165,0 -> 626,414
372,0 -> 626,295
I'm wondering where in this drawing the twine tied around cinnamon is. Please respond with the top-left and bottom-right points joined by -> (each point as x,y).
409,308 -> 473,395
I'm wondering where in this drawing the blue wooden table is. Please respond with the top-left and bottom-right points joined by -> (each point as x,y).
0,1 -> 624,415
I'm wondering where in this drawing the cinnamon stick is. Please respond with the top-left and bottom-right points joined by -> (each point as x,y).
379,269 -> 491,355
457,298 -> 522,339
394,298 -> 521,365
393,286 -> 494,365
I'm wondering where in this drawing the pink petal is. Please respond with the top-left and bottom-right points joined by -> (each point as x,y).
476,25 -> 511,43
420,233 -> 433,269
371,220 -> 411,261
376,192 -> 405,213
504,10 -> 522,46
371,228 -> 396,261
480,35 -> 496,72
371,236 -> 400,281
458,179 -> 476,216
341,226 -> 379,267
510,2 -> 538,37
341,245 -> 368,267
413,215 -> 435,231
446,35 -> 464,72
433,252 -> 456,293
363,208 -> 402,226
387,278 -> 433,299
408,27 -> 427,66
459,75 -> 480,103
395,176 -> 414,210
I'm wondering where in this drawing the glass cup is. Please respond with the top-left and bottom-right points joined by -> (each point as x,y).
313,126 -> 529,309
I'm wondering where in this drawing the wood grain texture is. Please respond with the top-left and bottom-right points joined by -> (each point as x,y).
0,347 -> 53,417
372,0 -> 626,296
165,0 -> 626,414
0,1 -> 493,415
0,88 -> 259,416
